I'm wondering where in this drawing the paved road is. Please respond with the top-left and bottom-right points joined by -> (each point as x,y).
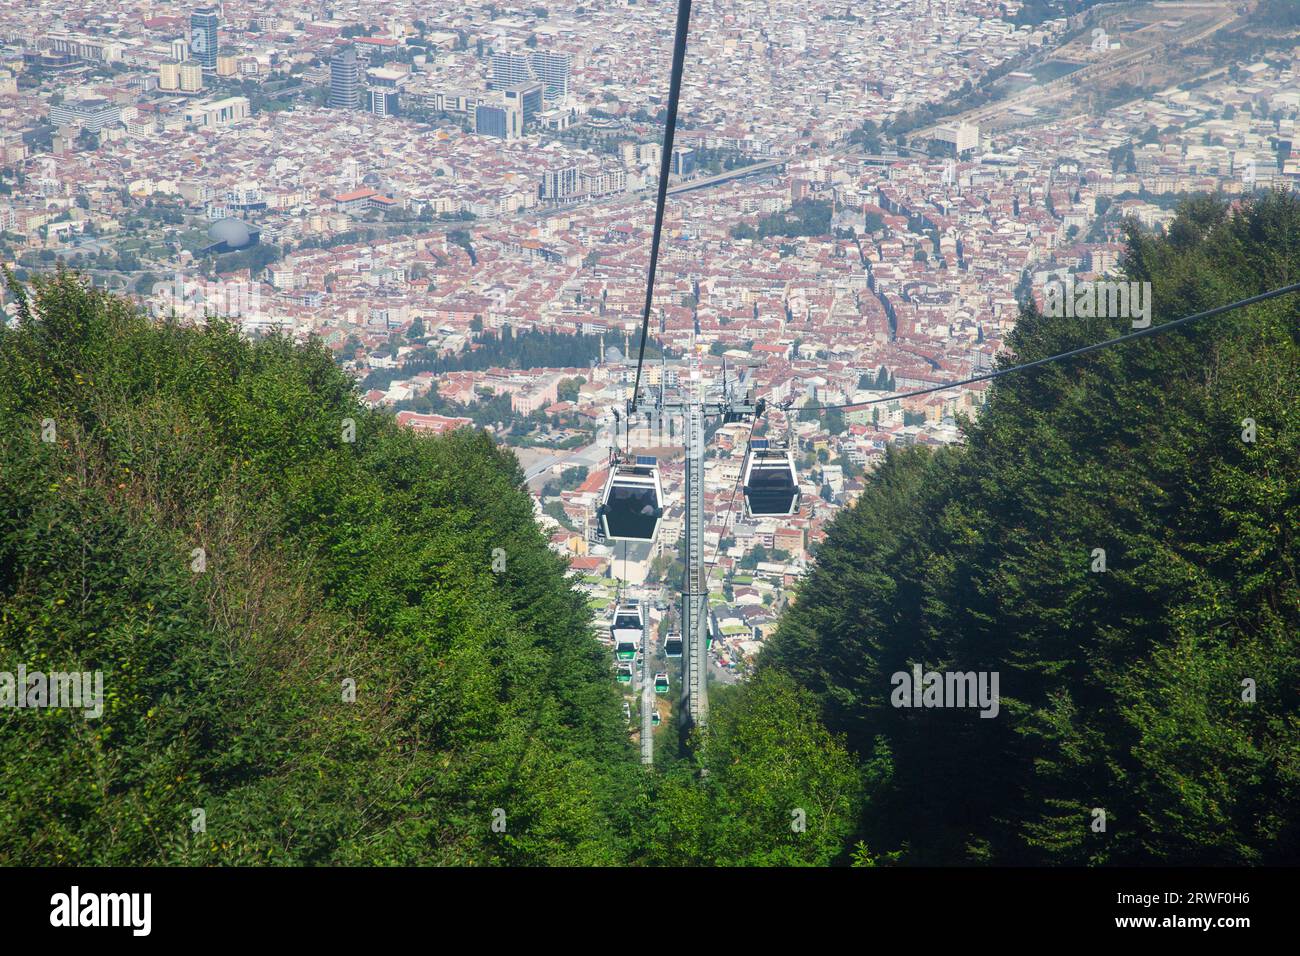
666,157 -> 789,196
519,441 -> 604,490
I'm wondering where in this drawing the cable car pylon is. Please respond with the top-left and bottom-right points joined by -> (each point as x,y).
661,369 -> 761,734
603,0 -> 1300,760
616,0 -> 761,738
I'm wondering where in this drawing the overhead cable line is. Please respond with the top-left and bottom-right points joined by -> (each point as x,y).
706,437 -> 748,574
630,0 -> 693,413
788,282 -> 1300,414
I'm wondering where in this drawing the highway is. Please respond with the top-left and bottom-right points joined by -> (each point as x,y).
666,156 -> 790,196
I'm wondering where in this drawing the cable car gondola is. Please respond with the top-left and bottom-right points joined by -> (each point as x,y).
598,456 -> 664,541
611,600 -> 644,636
663,632 -> 683,658
611,600 -> 644,661
616,663 -> 633,684
654,672 -> 669,694
741,438 -> 800,518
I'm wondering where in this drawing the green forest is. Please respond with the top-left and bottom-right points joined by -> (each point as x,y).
0,275 -> 641,864
764,191 -> 1300,864
0,190 -> 1296,866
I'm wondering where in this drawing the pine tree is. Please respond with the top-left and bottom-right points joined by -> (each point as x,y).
763,192 -> 1300,864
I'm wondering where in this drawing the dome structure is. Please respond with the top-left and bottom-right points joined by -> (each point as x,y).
207,218 -> 254,250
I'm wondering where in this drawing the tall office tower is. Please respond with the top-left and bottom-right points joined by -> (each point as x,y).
530,50 -> 572,100
503,81 -> 542,127
369,89 -> 399,118
671,146 -> 695,176
329,45 -> 360,110
490,49 -> 534,91
474,100 -> 522,140
189,6 -> 219,71
367,67 -> 403,117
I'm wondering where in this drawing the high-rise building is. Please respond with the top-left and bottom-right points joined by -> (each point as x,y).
189,6 -> 219,71
161,62 -> 203,93
490,49 -> 533,91
369,88 -> 399,118
366,66 -> 403,117
503,82 -> 542,127
475,100 -> 522,140
530,50 -> 572,100
491,48 -> 572,100
181,63 -> 203,91
671,146 -> 695,177
329,45 -> 360,110
541,165 -> 580,200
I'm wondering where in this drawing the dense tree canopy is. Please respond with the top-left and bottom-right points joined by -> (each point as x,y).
0,272 -> 639,864
2,189 -> 1296,867
763,191 -> 1300,864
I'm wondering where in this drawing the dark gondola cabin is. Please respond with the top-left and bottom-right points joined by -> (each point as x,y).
663,632 -> 683,658
599,456 -> 664,541
741,439 -> 800,517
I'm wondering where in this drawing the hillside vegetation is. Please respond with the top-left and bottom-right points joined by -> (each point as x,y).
760,191 -> 1300,864
0,272 -> 640,864
2,190 -> 1296,867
